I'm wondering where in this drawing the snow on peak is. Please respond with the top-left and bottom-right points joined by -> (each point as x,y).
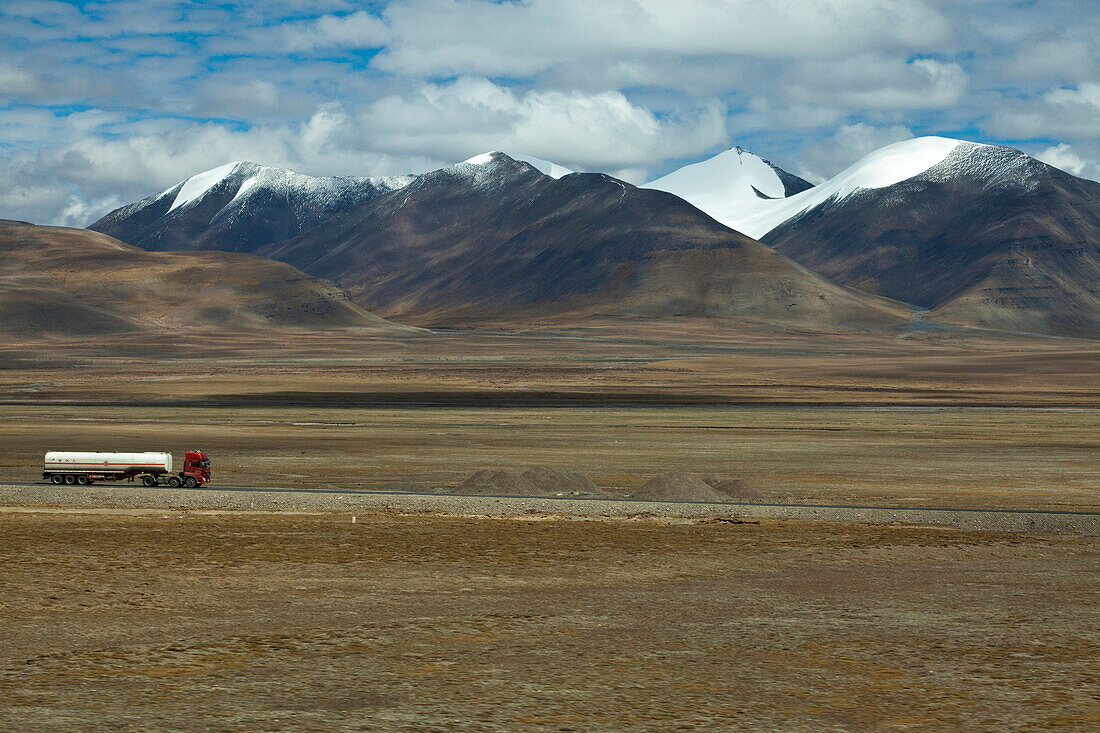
460,151 -> 573,179
151,161 -> 414,223
512,154 -> 573,179
167,161 -> 242,213
645,146 -> 790,217
648,136 -> 976,239
463,152 -> 496,166
732,136 -> 969,237
817,136 -> 964,193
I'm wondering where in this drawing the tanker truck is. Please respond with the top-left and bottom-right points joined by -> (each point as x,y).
43,450 -> 211,487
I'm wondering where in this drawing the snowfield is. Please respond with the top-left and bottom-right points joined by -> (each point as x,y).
463,151 -> 574,179
646,137 -> 975,239
167,161 -> 241,212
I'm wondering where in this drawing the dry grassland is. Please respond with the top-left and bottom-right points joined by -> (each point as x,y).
1,403 -> 1097,510
1,510 -> 1096,731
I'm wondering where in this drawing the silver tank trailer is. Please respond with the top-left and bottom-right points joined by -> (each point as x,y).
44,451 -> 173,486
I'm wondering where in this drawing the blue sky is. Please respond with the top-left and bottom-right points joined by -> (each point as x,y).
2,0 -> 1098,225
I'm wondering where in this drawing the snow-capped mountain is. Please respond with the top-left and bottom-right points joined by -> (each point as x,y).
252,151 -> 905,329
645,136 -> 1100,336
644,146 -> 812,233
91,162 -> 414,254
760,139 -> 1100,337
458,151 -> 574,180
647,137 -> 971,238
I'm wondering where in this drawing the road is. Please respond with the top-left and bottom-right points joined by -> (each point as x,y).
2,481 -> 1097,535
5,480 -> 1100,517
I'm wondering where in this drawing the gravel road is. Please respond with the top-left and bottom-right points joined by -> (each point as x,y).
2,483 -> 1097,535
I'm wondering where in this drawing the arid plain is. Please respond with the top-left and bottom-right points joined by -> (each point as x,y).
2,322 -> 1097,508
2,322 -> 1098,730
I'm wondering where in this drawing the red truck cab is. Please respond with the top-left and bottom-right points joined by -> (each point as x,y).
183,450 -> 211,485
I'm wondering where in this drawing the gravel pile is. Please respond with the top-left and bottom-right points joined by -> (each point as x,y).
520,466 -> 597,495
458,467 -> 598,496
631,472 -> 729,502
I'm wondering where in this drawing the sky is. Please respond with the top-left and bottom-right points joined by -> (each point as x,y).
2,0 -> 1098,226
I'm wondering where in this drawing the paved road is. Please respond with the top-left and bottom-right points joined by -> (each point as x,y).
2,482 -> 1097,535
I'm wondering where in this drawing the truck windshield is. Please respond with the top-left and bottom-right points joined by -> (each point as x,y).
201,460 -> 210,469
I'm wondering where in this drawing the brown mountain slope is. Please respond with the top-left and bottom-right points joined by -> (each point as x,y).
0,220 -> 406,336
260,154 -> 908,330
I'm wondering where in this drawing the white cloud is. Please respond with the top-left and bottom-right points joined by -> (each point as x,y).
1045,83 -> 1100,111
279,11 -> 388,52
788,57 -> 967,110
375,0 -> 953,77
1,0 -> 1099,225
1002,40 -> 1097,82
988,83 -> 1100,140
1035,143 -> 1100,182
355,77 -> 728,169
793,123 -> 915,183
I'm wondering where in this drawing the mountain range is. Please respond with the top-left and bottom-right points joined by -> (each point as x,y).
91,152 -> 906,330
86,136 -> 1100,338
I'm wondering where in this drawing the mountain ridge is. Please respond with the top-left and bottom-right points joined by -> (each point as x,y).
255,152 -> 907,329
91,161 -> 415,255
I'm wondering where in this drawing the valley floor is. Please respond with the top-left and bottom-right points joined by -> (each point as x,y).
1,321 -> 1097,510
2,323 -> 1097,729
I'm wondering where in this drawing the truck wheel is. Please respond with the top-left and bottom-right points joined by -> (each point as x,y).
50,474 -> 63,484
64,474 -> 76,485
168,476 -> 181,488
142,475 -> 156,487
76,475 -> 89,485
184,477 -> 197,488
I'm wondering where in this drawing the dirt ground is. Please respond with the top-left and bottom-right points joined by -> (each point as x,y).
0,510 -> 1096,731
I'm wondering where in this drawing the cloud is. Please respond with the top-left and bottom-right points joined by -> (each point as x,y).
0,76 -> 730,226
1035,143 -> 1100,182
792,123 -> 915,183
787,56 -> 967,111
354,77 -> 727,170
375,0 -> 953,77
0,107 -> 438,227
1045,83 -> 1100,111
987,83 -> 1100,140
290,11 -> 388,50
1002,40 -> 1098,83
1,0 -> 1098,224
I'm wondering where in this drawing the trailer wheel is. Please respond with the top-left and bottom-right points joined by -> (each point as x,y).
63,474 -> 76,485
168,476 -> 181,488
142,475 -> 157,487
76,474 -> 89,485
50,474 -> 63,485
